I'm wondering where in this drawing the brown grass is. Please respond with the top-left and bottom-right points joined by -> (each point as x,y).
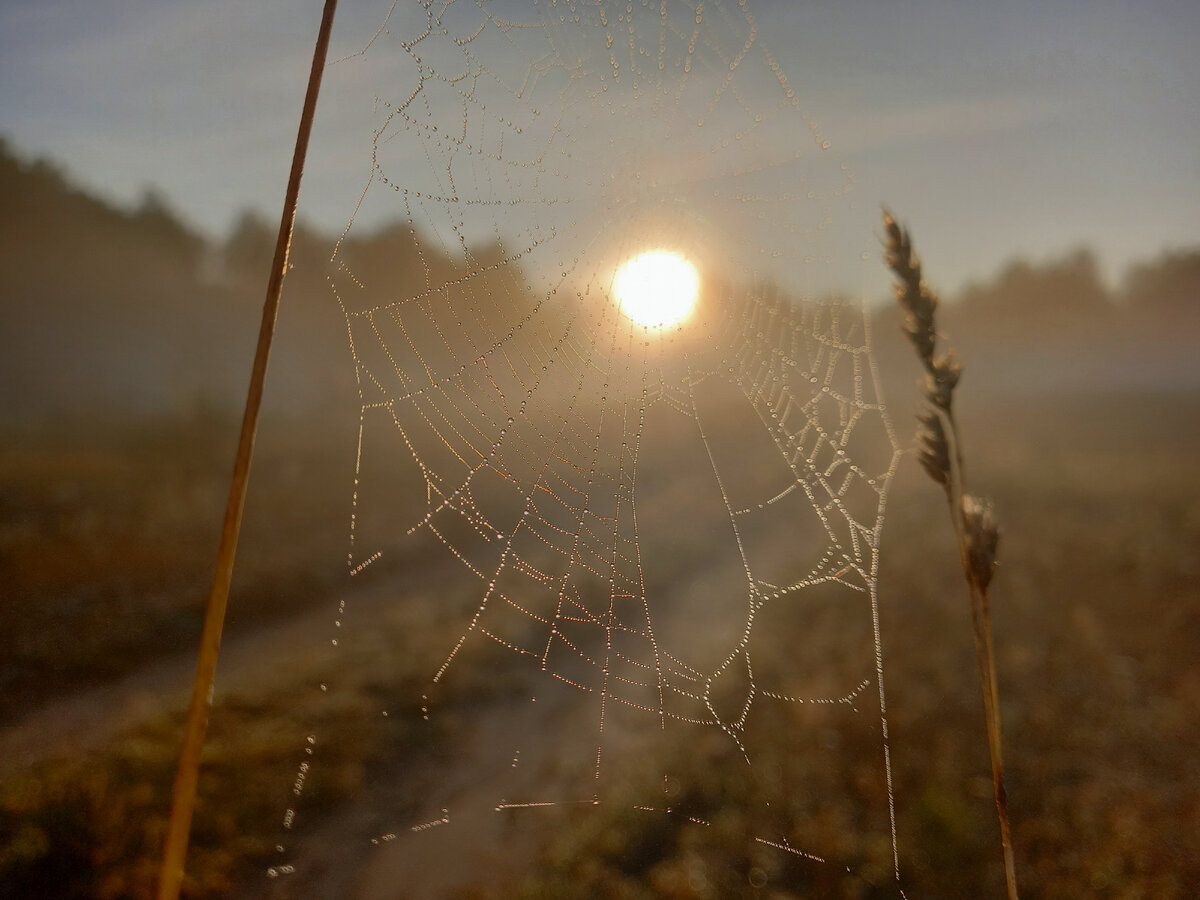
883,209 -> 1019,899
3,389 -> 1198,896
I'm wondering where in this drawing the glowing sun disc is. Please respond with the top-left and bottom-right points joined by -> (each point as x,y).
613,250 -> 700,328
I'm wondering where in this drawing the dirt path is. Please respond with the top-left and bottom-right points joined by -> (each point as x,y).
3,464 -> 885,899
267,512 -> 852,899
0,575 -> 423,781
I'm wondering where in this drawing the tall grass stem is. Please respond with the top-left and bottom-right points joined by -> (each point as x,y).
883,210 -> 1019,900
155,3 -> 339,897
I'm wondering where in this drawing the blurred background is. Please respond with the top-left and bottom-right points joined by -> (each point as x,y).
1,1 -> 1198,898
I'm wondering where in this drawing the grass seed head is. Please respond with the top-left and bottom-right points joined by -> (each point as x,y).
925,350 -> 963,410
962,494 -> 1001,589
883,210 -> 939,364
915,408 -> 952,486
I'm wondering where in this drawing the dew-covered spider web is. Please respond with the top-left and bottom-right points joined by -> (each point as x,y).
270,1 -> 905,895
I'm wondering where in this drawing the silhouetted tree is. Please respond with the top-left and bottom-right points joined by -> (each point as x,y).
1122,248 -> 1200,318
957,248 -> 1111,322
221,209 -> 275,282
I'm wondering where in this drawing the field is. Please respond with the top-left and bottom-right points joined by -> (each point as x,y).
3,9 -> 1198,894
2,369 -> 1197,898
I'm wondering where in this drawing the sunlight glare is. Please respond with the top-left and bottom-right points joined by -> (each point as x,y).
612,250 -> 700,328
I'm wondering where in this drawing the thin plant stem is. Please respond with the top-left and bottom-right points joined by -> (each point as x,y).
943,395 -> 1018,900
155,3 -> 339,898
882,209 -> 1019,900
980,587 -> 1018,897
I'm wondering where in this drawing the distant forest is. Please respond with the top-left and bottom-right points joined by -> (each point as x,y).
2,136 -> 1197,424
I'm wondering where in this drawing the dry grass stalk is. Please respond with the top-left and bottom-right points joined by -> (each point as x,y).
155,3 -> 340,898
883,210 -> 1019,900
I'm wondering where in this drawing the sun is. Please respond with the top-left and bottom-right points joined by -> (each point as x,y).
612,250 -> 700,328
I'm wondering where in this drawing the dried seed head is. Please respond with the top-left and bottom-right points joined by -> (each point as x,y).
924,350 -> 962,410
962,494 -> 1000,589
901,304 -> 938,364
883,210 -> 939,364
915,408 -> 951,486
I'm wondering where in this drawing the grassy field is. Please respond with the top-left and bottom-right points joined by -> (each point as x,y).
882,391 -> 1200,898
1,386 -> 1197,898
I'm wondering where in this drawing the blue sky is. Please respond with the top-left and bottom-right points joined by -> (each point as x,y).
1,0 -> 1196,295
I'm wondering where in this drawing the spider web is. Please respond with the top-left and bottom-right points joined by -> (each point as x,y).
272,1 -> 903,893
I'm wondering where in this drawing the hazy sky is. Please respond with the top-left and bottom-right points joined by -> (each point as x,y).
1,0 -> 1196,295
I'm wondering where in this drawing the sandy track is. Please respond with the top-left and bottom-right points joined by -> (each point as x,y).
0,576 -> 412,781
